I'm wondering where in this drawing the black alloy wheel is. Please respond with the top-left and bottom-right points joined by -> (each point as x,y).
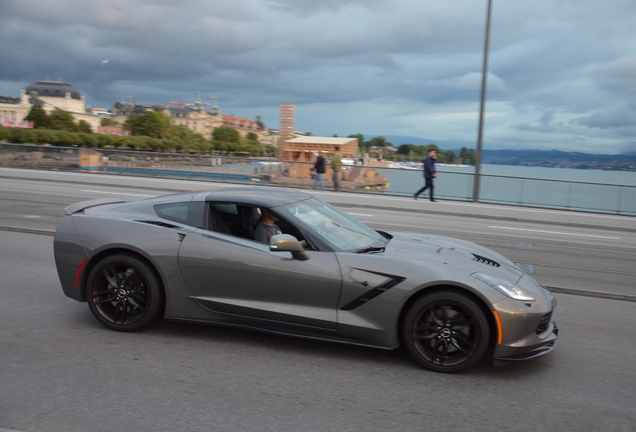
86,254 -> 163,332
403,291 -> 489,373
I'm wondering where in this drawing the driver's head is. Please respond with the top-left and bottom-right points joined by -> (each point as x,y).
261,209 -> 279,224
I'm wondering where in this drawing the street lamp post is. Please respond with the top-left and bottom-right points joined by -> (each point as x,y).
473,0 -> 493,202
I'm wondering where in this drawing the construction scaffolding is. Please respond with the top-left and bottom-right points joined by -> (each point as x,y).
278,104 -> 295,146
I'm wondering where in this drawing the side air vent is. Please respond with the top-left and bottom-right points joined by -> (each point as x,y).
472,253 -> 500,267
137,220 -> 180,229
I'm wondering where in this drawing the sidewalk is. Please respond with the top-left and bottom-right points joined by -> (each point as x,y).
2,167 -> 635,232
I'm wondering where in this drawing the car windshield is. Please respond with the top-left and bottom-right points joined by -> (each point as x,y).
277,197 -> 388,252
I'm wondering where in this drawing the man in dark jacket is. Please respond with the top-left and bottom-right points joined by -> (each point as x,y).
413,149 -> 437,202
311,151 -> 326,191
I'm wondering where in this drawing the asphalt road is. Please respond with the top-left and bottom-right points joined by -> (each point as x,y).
0,169 -> 636,432
1,231 -> 635,432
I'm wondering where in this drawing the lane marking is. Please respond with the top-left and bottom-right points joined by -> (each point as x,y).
488,226 -> 620,240
82,190 -> 156,198
346,213 -> 374,217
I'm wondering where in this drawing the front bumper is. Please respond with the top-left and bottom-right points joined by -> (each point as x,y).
494,322 -> 558,361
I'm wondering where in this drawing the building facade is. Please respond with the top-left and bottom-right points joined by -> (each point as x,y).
0,81 -> 105,131
111,102 -> 275,146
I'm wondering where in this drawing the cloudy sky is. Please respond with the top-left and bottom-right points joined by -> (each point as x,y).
1,0 -> 635,154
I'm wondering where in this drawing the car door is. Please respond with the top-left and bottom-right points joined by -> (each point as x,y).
177,228 -> 342,330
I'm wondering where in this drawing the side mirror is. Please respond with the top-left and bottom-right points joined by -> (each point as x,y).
270,234 -> 310,261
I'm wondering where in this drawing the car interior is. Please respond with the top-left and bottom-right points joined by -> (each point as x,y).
207,203 -> 310,247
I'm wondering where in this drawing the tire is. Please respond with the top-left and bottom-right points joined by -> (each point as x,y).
86,253 -> 163,332
403,291 -> 489,373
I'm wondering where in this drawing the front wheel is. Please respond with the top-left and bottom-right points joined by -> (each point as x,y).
403,291 -> 489,373
86,254 -> 163,332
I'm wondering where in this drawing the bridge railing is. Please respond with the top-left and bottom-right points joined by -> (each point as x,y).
1,143 -> 634,215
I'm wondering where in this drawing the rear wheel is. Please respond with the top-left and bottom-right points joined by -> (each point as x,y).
86,254 -> 163,331
403,291 -> 489,373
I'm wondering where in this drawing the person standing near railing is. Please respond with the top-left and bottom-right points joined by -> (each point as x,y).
331,146 -> 343,192
311,151 -> 326,191
413,149 -> 437,202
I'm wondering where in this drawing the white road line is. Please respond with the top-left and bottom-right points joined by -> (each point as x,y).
488,226 -> 620,239
346,213 -> 374,217
82,190 -> 156,197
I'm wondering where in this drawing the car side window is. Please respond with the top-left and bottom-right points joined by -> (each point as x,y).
154,202 -> 205,228
206,203 -> 312,248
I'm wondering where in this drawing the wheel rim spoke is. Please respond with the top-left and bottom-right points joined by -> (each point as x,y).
92,263 -> 150,326
411,300 -> 482,369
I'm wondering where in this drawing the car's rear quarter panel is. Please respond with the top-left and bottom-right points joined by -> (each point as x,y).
56,213 -> 195,312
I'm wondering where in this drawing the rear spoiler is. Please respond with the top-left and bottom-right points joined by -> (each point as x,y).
64,197 -> 140,215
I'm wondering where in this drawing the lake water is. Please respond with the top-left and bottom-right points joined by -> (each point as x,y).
478,164 -> 636,186
385,164 -> 636,214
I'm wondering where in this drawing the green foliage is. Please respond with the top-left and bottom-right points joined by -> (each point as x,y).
124,111 -> 173,139
246,132 -> 259,143
212,126 -> 240,143
49,110 -> 81,132
7,128 -> 32,143
77,133 -> 98,148
348,133 -> 365,149
367,136 -> 390,148
26,105 -> 51,129
437,150 -> 456,163
459,147 -> 476,165
77,120 -> 93,134
396,144 -> 415,155
100,118 -> 120,127
0,125 -> 9,141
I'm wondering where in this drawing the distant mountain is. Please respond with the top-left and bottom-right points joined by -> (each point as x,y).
368,135 -> 475,150
365,136 -> 636,170
480,149 -> 636,170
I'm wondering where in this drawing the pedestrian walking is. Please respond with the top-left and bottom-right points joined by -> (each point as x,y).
311,151 -> 326,191
331,146 -> 343,192
413,149 -> 437,202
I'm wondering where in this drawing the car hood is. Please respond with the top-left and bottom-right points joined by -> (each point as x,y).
385,231 -> 525,283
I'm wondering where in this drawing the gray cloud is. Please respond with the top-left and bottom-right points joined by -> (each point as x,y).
1,0 -> 636,153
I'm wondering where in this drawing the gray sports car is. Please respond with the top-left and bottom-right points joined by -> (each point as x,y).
54,188 -> 558,373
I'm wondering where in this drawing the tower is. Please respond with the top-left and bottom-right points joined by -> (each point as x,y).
279,103 -> 295,145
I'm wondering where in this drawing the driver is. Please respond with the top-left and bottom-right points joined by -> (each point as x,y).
254,209 -> 282,244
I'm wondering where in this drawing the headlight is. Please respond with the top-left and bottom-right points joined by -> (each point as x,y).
471,273 -> 535,302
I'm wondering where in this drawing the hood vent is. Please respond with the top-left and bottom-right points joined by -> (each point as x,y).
472,253 -> 500,267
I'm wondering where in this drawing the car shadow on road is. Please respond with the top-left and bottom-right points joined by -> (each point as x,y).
133,318 -> 553,377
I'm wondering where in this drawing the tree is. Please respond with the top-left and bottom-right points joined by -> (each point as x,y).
26,105 -> 50,129
77,120 -> 93,134
100,118 -> 119,127
212,126 -> 240,143
459,147 -> 476,165
123,111 -> 173,139
437,150 -> 456,163
367,136 -> 390,148
396,144 -> 416,155
246,132 -> 259,143
0,125 -> 9,141
49,110 -> 79,132
348,133 -> 365,150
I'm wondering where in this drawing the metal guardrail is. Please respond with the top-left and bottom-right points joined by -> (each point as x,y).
1,143 -> 634,215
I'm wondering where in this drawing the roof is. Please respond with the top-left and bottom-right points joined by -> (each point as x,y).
284,137 -> 357,145
25,81 -> 82,100
0,96 -> 20,104
204,188 -> 313,208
